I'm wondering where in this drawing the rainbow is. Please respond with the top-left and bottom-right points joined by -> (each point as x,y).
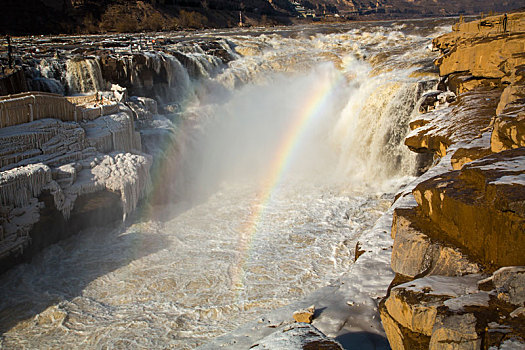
230,70 -> 343,296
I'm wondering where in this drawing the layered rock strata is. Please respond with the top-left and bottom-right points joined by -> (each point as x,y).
21,37 -> 236,103
381,13 -> 525,350
0,100 -> 152,273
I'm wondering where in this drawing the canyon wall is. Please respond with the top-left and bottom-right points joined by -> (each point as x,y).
380,13 -> 525,350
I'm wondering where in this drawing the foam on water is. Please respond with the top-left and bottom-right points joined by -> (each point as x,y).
0,181 -> 390,349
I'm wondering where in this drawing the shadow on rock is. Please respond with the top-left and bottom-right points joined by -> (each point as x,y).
335,331 -> 390,350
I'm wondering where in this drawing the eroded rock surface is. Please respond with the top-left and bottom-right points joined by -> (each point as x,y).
391,208 -> 480,278
411,149 -> 525,269
405,88 -> 499,161
381,271 -> 525,350
383,13 -> 525,350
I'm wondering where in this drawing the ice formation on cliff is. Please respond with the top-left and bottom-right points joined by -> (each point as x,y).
0,106 -> 151,259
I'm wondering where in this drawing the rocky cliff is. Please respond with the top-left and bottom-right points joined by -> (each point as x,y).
381,12 -> 525,350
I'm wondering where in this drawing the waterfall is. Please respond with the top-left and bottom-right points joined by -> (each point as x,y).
157,53 -> 193,104
66,57 -> 105,94
331,75 -> 427,186
182,57 -> 436,198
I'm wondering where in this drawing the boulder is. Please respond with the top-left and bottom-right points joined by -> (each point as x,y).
384,275 -> 480,337
379,301 -> 430,350
384,288 -> 443,337
250,323 -> 343,350
127,96 -> 158,120
381,269 -> 525,350
293,305 -> 315,324
418,91 -> 456,113
491,266 -> 525,306
381,274 -> 496,350
429,313 -> 481,350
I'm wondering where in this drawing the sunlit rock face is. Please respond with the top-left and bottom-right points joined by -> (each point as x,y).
380,271 -> 525,350
391,208 -> 480,279
382,13 -> 525,350
434,34 -> 525,79
405,88 -> 499,159
412,148 -> 525,269
428,12 -> 525,164
491,115 -> 525,152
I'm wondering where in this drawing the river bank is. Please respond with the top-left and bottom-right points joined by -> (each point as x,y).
379,12 -> 525,350
2,0 -> 522,36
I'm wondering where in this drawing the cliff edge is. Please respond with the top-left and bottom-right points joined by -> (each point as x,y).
381,13 -> 525,350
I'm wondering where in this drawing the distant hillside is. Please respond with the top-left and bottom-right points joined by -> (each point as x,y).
318,0 -> 524,17
1,0 -> 524,35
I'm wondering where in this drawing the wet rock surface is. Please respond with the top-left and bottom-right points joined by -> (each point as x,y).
405,88 -> 499,159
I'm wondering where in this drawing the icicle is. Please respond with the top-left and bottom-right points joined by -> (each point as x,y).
0,163 -> 52,207
88,152 -> 151,221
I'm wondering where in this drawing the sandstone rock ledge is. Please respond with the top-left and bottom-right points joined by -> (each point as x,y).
381,12 -> 525,350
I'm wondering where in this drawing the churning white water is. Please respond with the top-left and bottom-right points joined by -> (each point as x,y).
0,19 -> 452,349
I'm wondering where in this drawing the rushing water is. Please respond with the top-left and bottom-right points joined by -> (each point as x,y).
0,18 -> 453,349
